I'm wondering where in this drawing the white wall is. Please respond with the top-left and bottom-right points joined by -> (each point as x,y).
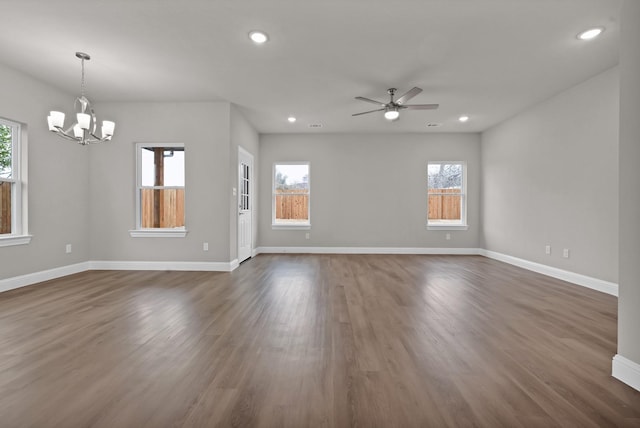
481,67 -> 619,283
0,93 -> 259,278
258,133 -> 480,249
89,102 -> 234,263
618,0 -> 640,371
0,64 -> 91,280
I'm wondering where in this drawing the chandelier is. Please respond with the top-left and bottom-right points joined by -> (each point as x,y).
47,52 -> 115,145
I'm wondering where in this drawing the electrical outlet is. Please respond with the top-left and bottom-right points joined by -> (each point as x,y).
445,233 -> 451,240
545,245 -> 551,255
563,248 -> 570,258
65,244 -> 72,254
203,242 -> 209,251
305,233 -> 310,239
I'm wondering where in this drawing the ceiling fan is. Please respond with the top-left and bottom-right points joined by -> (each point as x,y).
353,87 -> 439,121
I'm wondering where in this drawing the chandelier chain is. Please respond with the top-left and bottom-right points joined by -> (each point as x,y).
80,58 -> 86,97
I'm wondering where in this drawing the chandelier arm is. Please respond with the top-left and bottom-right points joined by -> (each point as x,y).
61,123 -> 77,136
53,125 -> 98,144
52,129 -> 80,142
85,131 -> 113,143
53,120 -> 102,144
88,133 -> 104,142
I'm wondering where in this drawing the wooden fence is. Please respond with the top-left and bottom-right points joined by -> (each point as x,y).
1,185 -> 460,233
275,189 -> 309,221
428,188 -> 461,220
0,181 -> 10,234
141,188 -> 185,228
273,189 -> 460,221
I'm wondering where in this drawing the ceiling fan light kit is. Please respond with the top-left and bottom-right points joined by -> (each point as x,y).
47,52 -> 115,145
384,108 -> 399,121
248,30 -> 269,44
577,27 -> 604,40
353,87 -> 439,121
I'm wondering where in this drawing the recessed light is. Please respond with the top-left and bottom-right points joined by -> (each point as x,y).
287,116 -> 296,123
577,27 -> 604,40
249,30 -> 269,44
458,115 -> 470,123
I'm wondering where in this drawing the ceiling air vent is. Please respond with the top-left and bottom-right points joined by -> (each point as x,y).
308,123 -> 323,128
427,123 -> 443,128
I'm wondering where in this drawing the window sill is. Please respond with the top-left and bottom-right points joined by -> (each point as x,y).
427,224 -> 469,231
129,229 -> 188,238
272,224 -> 311,230
0,234 -> 32,247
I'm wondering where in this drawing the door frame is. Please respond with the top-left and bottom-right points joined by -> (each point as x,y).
237,146 -> 254,263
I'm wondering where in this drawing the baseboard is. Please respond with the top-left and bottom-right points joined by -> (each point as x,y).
0,262 -> 91,294
90,260 -> 238,272
480,249 -> 618,296
0,250 -> 617,298
612,354 -> 640,392
0,259 -> 238,294
256,246 -> 482,255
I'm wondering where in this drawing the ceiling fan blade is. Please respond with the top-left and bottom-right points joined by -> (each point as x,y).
352,108 -> 385,116
395,87 -> 422,105
403,104 -> 439,110
355,96 -> 386,106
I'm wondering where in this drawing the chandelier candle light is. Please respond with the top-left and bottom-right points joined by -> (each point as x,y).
47,52 -> 115,145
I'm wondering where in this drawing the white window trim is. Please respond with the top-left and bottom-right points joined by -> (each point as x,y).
130,142 -> 187,238
427,224 -> 469,231
272,161 -> 311,229
427,161 -> 468,231
0,117 -> 30,246
271,224 -> 312,230
129,229 -> 188,238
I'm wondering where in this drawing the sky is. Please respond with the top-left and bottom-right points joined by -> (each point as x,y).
141,149 -> 185,186
276,164 -> 309,185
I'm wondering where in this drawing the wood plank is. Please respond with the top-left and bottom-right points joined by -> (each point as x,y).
0,255 -> 638,427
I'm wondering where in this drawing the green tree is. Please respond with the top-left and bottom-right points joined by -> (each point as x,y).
275,171 -> 288,189
428,163 -> 462,189
0,124 -> 11,177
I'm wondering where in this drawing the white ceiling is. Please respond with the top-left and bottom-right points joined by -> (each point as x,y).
0,0 -> 621,134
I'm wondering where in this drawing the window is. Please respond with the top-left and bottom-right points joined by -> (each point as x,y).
427,162 -> 467,230
273,162 -> 310,228
0,117 -> 29,246
130,143 -> 186,237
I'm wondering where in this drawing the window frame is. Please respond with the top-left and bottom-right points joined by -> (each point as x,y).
272,161 -> 311,230
0,117 -> 30,247
129,142 -> 187,238
427,161 -> 468,231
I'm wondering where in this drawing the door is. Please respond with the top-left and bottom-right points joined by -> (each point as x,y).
238,147 -> 253,263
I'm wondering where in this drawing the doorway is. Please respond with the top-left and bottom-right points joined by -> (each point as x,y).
238,147 -> 254,263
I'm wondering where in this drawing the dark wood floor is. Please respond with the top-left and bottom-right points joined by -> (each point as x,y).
0,254 -> 638,427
